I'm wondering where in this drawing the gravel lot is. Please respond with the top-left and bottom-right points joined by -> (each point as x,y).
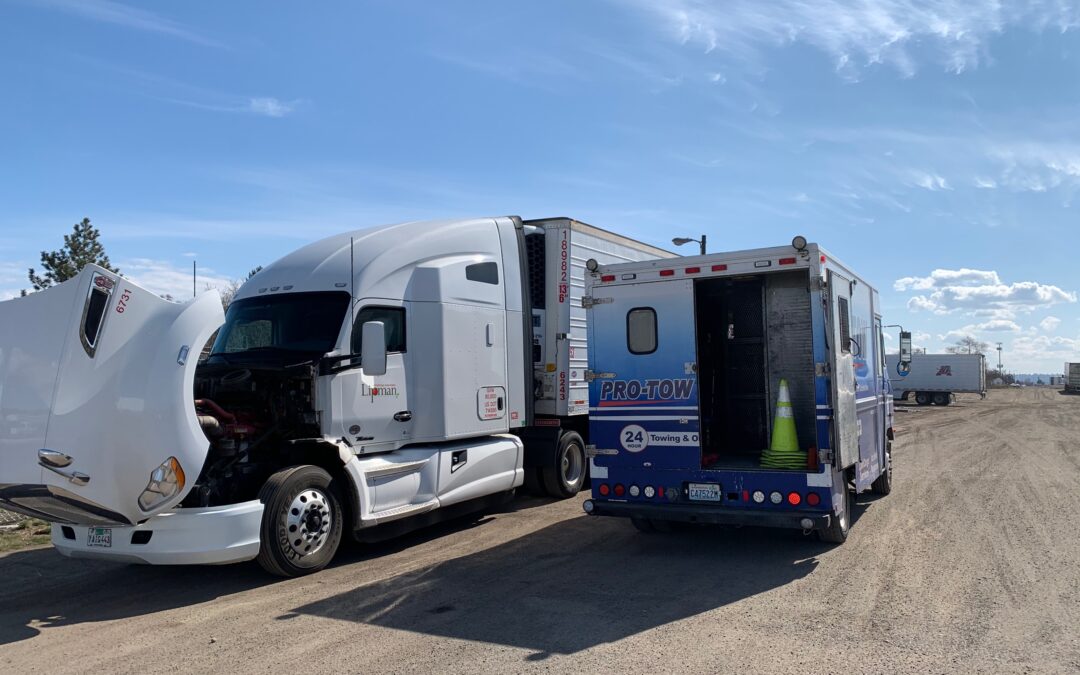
1,388 -> 1077,673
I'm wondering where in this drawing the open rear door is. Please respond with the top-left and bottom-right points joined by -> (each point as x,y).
827,270 -> 859,469
587,279 -> 699,470
0,266 -> 223,524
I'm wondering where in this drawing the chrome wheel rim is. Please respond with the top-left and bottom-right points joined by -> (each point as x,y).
561,443 -> 584,486
285,488 -> 332,557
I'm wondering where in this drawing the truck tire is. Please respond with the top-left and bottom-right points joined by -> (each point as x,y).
915,392 -> 931,406
871,443 -> 892,495
818,486 -> 851,544
256,465 -> 344,577
933,392 -> 950,406
541,431 -> 587,498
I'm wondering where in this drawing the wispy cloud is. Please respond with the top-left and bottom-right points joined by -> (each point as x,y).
168,96 -> 300,118
897,267 -> 1077,316
119,258 -> 233,301
31,0 -> 221,48
618,0 -> 1080,77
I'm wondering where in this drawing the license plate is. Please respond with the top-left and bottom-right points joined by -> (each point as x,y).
688,483 -> 721,502
87,527 -> 112,548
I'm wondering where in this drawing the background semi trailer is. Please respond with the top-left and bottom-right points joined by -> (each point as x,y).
0,216 -> 671,576
1066,363 -> 1080,393
580,239 -> 896,543
886,353 -> 987,405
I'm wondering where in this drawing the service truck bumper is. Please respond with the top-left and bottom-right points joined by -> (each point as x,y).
52,500 -> 263,565
584,499 -> 832,530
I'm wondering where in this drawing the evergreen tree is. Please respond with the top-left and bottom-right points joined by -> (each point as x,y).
26,218 -> 118,292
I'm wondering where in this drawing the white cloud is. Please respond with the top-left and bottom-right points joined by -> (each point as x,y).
973,177 -> 997,189
620,0 -> 1080,77
898,267 -> 1076,315
1040,316 -> 1062,332
1010,335 -> 1080,366
31,0 -> 220,47
913,172 -> 951,191
939,319 -> 1021,341
119,258 -> 233,301
248,97 -> 294,118
0,260 -> 28,300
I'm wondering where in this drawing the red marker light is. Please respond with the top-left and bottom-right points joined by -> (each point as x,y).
659,269 -> 675,277
779,257 -> 796,265
712,264 -> 727,272
685,266 -> 700,274
820,255 -> 827,263
601,275 -> 615,282
742,490 -> 749,502
598,484 -> 610,496
806,492 -> 820,506
657,486 -> 665,498
787,492 -> 802,506
614,484 -> 626,497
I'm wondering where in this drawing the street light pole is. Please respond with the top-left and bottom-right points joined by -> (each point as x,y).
672,234 -> 706,255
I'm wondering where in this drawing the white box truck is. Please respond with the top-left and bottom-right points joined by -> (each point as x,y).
886,353 -> 986,405
0,216 -> 671,576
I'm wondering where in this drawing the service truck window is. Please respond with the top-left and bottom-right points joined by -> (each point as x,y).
627,307 -> 657,355
210,291 -> 349,357
838,296 -> 852,354
353,306 -> 406,354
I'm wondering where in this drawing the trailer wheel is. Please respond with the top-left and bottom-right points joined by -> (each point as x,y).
915,392 -> 931,406
933,392 -> 950,406
541,431 -> 587,498
818,486 -> 851,544
871,443 -> 893,495
256,465 -> 344,577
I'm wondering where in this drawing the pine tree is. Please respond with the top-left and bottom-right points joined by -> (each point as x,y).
26,218 -> 118,292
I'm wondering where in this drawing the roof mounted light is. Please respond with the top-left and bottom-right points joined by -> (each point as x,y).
792,235 -> 808,252
586,258 -> 599,272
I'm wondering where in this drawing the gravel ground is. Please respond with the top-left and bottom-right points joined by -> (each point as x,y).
0,388 -> 1077,673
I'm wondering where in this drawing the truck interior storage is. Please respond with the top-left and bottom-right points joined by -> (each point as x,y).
694,270 -> 817,470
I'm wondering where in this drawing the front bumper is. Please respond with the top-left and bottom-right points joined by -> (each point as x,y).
52,500 -> 264,565
584,499 -> 832,530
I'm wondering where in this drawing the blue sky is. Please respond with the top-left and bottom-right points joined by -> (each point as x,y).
2,0 -> 1079,372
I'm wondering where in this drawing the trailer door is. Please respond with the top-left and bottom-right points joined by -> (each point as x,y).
587,279 -> 699,470
828,270 -> 859,468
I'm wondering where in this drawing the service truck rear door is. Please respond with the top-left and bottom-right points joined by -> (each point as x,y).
827,270 -> 859,468
587,279 -> 699,470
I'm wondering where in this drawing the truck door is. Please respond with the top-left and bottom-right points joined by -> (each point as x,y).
587,279 -> 699,470
827,270 -> 859,468
333,302 -> 410,453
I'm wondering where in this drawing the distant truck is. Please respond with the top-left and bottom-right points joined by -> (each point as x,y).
0,216 -> 672,576
581,239 -> 896,543
1066,363 -> 1080,393
886,353 -> 986,405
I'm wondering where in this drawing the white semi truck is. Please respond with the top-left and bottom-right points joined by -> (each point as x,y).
886,353 -> 987,405
0,216 -> 672,576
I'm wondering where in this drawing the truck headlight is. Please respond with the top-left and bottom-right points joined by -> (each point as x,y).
138,457 -> 186,511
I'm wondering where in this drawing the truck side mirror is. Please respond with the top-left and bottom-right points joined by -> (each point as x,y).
899,331 -> 913,365
361,321 -> 387,376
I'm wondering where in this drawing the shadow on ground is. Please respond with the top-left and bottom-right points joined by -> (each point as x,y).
291,513 -> 838,659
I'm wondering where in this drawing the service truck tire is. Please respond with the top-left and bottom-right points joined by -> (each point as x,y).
819,486 -> 851,544
871,443 -> 893,495
915,392 -> 931,405
256,465 -> 344,577
541,431 -> 587,498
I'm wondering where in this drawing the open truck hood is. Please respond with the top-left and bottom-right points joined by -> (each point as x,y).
0,265 -> 223,525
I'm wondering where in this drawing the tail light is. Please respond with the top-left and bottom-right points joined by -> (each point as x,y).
598,484 -> 610,496
787,492 -> 802,506
614,484 -> 626,497
807,492 -> 821,506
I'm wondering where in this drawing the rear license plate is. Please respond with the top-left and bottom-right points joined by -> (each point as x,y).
87,527 -> 112,548
688,483 -> 721,502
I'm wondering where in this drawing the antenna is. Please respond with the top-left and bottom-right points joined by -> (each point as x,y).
193,260 -> 196,298
350,236 -> 356,340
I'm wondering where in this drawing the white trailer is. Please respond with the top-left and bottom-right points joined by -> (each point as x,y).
886,353 -> 986,405
0,216 -> 670,576
1066,363 -> 1080,393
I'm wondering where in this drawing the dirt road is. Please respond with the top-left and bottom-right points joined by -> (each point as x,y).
2,388 -> 1078,673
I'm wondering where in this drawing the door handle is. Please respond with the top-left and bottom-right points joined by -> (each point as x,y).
394,410 -> 413,422
451,449 -> 468,473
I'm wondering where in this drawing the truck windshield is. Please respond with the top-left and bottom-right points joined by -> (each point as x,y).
209,291 -> 349,359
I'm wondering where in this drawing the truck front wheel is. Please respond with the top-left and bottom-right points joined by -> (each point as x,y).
256,465 -> 344,577
542,431 -> 587,498
871,443 -> 893,495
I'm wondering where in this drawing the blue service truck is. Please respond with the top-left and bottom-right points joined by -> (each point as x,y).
580,238 -> 898,542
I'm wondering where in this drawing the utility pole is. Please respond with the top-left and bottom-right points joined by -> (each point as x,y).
997,342 -> 1003,371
